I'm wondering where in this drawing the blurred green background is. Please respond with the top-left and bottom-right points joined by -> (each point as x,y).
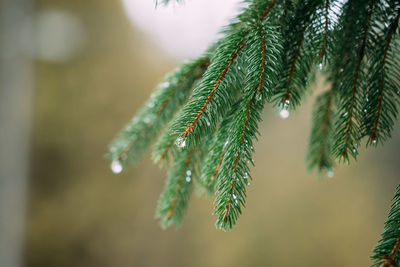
2,0 -> 399,266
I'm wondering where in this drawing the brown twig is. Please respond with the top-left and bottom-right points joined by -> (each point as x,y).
383,235 -> 400,267
181,39 -> 247,138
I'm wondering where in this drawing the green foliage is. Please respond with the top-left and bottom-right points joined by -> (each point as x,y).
362,3 -> 400,147
306,88 -> 335,175
156,147 -> 197,228
213,21 -> 282,230
109,0 -> 400,250
329,0 -> 373,164
108,56 -> 209,170
272,0 -> 324,110
371,185 -> 400,267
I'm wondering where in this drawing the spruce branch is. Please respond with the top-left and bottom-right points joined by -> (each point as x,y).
330,0 -> 375,164
214,20 -> 281,230
371,184 -> 400,267
362,6 -> 400,147
170,30 -> 249,149
200,102 -> 240,195
307,87 -> 335,175
108,0 -> 400,240
156,148 -> 196,228
272,0 -> 324,110
108,56 -> 209,171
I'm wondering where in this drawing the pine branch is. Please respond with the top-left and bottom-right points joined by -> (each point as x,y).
200,101 -> 240,194
214,20 -> 281,230
108,56 -> 209,171
330,0 -> 375,164
272,0 -> 324,110
307,87 -> 335,175
363,5 -> 400,147
371,184 -> 400,267
156,148 -> 196,228
108,0 -> 400,238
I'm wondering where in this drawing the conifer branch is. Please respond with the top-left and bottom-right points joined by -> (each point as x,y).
340,0 -> 374,160
273,0 -> 324,109
364,7 -> 400,146
371,184 -> 400,267
200,102 -> 239,194
215,21 -> 281,230
307,86 -> 335,174
108,0 -> 400,240
260,0 -> 275,22
180,38 -> 247,140
330,0 -> 375,163
319,0 -> 329,58
156,148 -> 196,228
108,56 -> 209,169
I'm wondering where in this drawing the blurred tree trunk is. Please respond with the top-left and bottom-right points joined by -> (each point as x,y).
0,0 -> 34,266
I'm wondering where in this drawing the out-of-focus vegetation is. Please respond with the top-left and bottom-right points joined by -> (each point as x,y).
26,1 -> 399,266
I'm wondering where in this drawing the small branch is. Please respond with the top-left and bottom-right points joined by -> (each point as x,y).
383,235 -> 400,267
319,0 -> 329,58
257,26 -> 266,95
181,39 -> 247,138
341,0 -> 375,158
317,88 -> 334,168
370,9 -> 400,142
212,151 -> 225,181
159,142 -> 173,162
260,0 -> 275,22
167,149 -> 194,220
157,59 -> 210,115
223,27 -> 267,222
223,182 -> 235,222
282,35 -> 304,104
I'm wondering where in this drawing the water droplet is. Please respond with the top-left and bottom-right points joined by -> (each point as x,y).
279,109 -> 290,119
366,97 -> 369,102
363,109 -> 367,113
324,167 -> 334,178
111,160 -> 123,174
256,93 -> 262,101
143,117 -> 151,124
160,82 -> 170,88
204,117 -> 211,126
318,63 -> 323,70
224,140 -> 229,147
175,136 -> 186,148
244,172 -> 249,179
185,176 -> 191,182
372,139 -> 377,144
339,68 -> 344,72
342,112 -> 348,117
352,148 -> 357,153
284,99 -> 290,105
237,66 -> 241,70
186,170 -> 192,176
232,194 -> 237,200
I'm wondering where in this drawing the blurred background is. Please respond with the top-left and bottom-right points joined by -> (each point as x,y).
0,0 -> 399,266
